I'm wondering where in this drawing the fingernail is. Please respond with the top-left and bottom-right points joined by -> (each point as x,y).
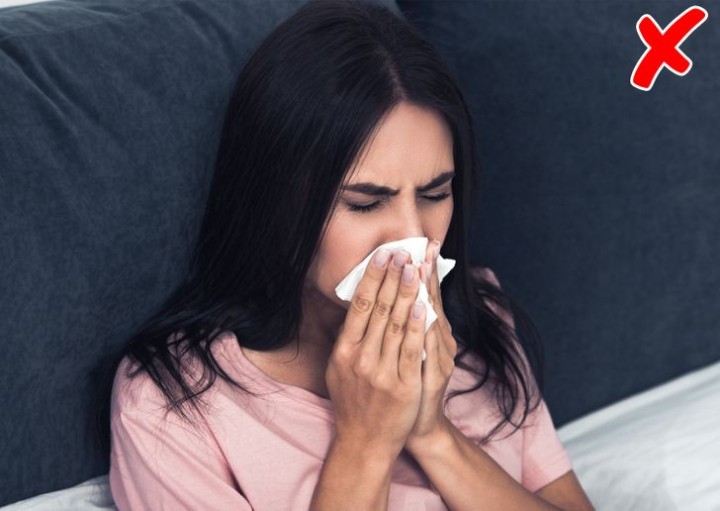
374,249 -> 390,268
393,249 -> 410,270
402,263 -> 415,284
412,301 -> 425,319
431,240 -> 441,260
426,261 -> 433,281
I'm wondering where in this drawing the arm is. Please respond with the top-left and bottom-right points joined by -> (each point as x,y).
537,471 -> 596,511
309,438 -> 394,511
406,265 -> 594,510
109,361 -> 253,511
406,418 -> 593,511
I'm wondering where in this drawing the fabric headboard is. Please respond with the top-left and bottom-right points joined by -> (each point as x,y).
397,1 -> 720,425
0,0 -> 400,505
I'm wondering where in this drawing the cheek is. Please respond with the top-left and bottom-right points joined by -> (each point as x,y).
315,217 -> 372,297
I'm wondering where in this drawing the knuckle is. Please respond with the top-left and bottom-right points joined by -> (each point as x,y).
386,317 -> 405,336
330,344 -> 347,362
372,372 -> 392,391
374,299 -> 392,317
402,346 -> 421,363
354,352 -> 374,376
399,277 -> 418,294
351,292 -> 374,314
330,347 -> 351,368
443,358 -> 455,374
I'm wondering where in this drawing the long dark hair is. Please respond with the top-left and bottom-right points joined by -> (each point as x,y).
96,0 -> 545,454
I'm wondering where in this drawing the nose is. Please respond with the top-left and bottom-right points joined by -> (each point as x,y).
387,211 -> 427,250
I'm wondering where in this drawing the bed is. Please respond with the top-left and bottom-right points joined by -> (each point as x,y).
4,359 -> 719,510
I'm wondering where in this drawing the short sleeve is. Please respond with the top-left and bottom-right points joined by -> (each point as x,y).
521,399 -> 574,492
474,267 -> 516,330
478,268 -> 574,492
109,359 -> 253,511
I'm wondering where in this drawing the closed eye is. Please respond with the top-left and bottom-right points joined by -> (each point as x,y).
346,192 -> 451,214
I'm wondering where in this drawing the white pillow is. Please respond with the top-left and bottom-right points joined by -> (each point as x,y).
0,0 -> 56,8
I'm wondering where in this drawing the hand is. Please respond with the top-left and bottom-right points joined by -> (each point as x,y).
406,239 -> 457,453
326,249 -> 427,460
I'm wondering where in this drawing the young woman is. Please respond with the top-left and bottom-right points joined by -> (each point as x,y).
107,0 -> 595,509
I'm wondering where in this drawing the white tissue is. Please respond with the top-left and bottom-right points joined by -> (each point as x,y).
335,237 -> 457,336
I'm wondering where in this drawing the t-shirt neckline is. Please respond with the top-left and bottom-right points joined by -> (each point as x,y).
221,333 -> 334,413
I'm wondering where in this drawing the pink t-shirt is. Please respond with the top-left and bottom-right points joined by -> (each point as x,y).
109,271 -> 573,510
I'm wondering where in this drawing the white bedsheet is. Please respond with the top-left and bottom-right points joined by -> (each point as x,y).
4,360 -> 720,510
2,475 -> 115,511
558,359 -> 720,511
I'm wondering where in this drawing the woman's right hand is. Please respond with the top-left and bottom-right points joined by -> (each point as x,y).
326,248 -> 427,460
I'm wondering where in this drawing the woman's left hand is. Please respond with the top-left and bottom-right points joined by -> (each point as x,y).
405,239 -> 457,453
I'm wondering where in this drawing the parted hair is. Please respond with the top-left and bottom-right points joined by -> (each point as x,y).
95,0 -> 545,453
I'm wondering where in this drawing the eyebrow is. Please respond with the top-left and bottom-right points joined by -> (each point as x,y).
341,170 -> 455,196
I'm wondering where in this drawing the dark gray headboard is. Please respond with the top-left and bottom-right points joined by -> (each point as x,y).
398,0 -> 720,425
0,0 -> 400,505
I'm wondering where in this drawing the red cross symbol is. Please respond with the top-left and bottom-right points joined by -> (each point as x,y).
631,6 -> 708,91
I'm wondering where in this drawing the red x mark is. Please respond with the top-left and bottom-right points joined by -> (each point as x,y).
631,6 -> 708,91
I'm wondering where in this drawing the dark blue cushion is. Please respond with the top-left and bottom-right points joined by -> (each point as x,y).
398,1 -> 720,426
0,0 -> 399,505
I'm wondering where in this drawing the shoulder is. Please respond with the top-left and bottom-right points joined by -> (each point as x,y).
110,345 -> 213,423
109,353 -> 223,462
110,355 -> 165,421
471,266 -> 516,331
471,266 -> 502,288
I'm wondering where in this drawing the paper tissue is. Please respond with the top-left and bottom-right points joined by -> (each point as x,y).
335,237 -> 457,347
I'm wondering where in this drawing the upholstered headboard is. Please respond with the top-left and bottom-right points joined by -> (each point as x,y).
0,0 -> 400,505
397,0 -> 720,423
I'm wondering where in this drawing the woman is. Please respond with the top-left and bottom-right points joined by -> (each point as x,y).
107,0 -> 595,509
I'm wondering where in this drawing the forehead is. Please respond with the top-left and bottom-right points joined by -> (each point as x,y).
346,103 -> 454,183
